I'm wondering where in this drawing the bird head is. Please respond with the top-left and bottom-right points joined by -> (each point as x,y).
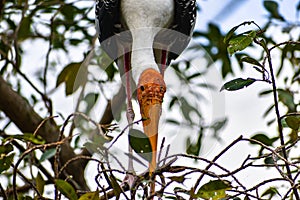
137,68 -> 166,172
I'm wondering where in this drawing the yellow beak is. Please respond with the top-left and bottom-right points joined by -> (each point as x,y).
137,68 -> 166,194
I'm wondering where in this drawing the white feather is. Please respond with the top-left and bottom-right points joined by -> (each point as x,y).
121,0 -> 174,83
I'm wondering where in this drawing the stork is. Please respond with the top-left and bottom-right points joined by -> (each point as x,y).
96,0 -> 196,195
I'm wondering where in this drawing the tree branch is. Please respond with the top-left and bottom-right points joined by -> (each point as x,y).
0,75 -> 89,190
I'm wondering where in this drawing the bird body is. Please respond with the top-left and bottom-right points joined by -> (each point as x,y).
96,0 -> 196,77
121,0 -> 174,83
96,0 -> 196,196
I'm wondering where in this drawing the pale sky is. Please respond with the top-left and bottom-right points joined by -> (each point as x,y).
1,0 -> 299,198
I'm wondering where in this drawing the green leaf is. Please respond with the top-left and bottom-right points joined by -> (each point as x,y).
240,56 -> 264,68
289,130 -> 298,143
36,172 -> 45,195
259,38 -> 268,52
61,4 -> 77,21
210,118 -> 227,134
84,133 -> 113,154
259,90 -> 273,96
224,21 -> 253,44
220,78 -> 256,91
40,148 -> 56,163
277,89 -> 296,112
196,180 -> 232,199
169,96 -> 178,109
0,143 -> 13,154
83,142 -> 99,154
253,66 -> 264,74
166,119 -> 180,125
187,72 -> 202,81
261,187 -> 281,198
55,179 -> 78,200
227,31 -> 256,55
186,130 -> 203,156
224,26 -> 238,45
109,175 -> 121,200
169,176 -> 185,183
52,30 -> 66,50
285,116 -> 300,131
79,190 -> 99,200
164,196 -> 178,200
264,156 -> 275,165
13,133 -> 45,144
263,0 -> 285,21
128,129 -> 152,162
19,196 -> 33,200
186,137 -> 199,156
197,83 -> 216,90
105,63 -> 117,81
18,16 -> 32,41
250,133 -> 278,146
0,153 -> 14,174
180,97 -> 201,124
69,39 -> 82,46
56,62 -> 86,95
263,104 -> 275,118
97,51 -> 116,81
84,93 -> 99,114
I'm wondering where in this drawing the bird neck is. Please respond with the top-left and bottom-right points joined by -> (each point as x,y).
120,0 -> 174,83
130,28 -> 160,84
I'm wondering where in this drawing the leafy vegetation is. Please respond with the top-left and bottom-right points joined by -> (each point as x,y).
0,0 -> 299,199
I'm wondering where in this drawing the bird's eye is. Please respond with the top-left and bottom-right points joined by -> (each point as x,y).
140,85 -> 145,91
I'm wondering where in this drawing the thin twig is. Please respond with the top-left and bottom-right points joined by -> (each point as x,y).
107,118 -> 144,149
12,139 -> 67,200
194,135 -> 243,190
268,41 -> 300,52
263,40 -> 300,199
0,183 -> 8,200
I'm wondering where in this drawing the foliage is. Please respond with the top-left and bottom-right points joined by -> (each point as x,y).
0,0 -> 299,199
128,129 -> 153,162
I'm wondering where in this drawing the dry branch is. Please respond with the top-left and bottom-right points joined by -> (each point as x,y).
0,75 -> 88,190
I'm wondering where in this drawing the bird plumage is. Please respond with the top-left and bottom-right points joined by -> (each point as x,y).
95,0 -> 196,196
95,0 -> 196,69
120,0 -> 174,82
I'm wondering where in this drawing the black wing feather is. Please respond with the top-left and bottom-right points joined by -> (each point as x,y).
95,0 -> 196,63
167,0 -> 197,63
95,0 -> 122,59
95,0 -> 120,43
174,0 -> 196,36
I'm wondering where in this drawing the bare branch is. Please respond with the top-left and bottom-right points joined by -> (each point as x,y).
0,76 -> 89,190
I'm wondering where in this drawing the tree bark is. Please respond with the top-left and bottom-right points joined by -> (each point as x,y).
0,76 -> 88,190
